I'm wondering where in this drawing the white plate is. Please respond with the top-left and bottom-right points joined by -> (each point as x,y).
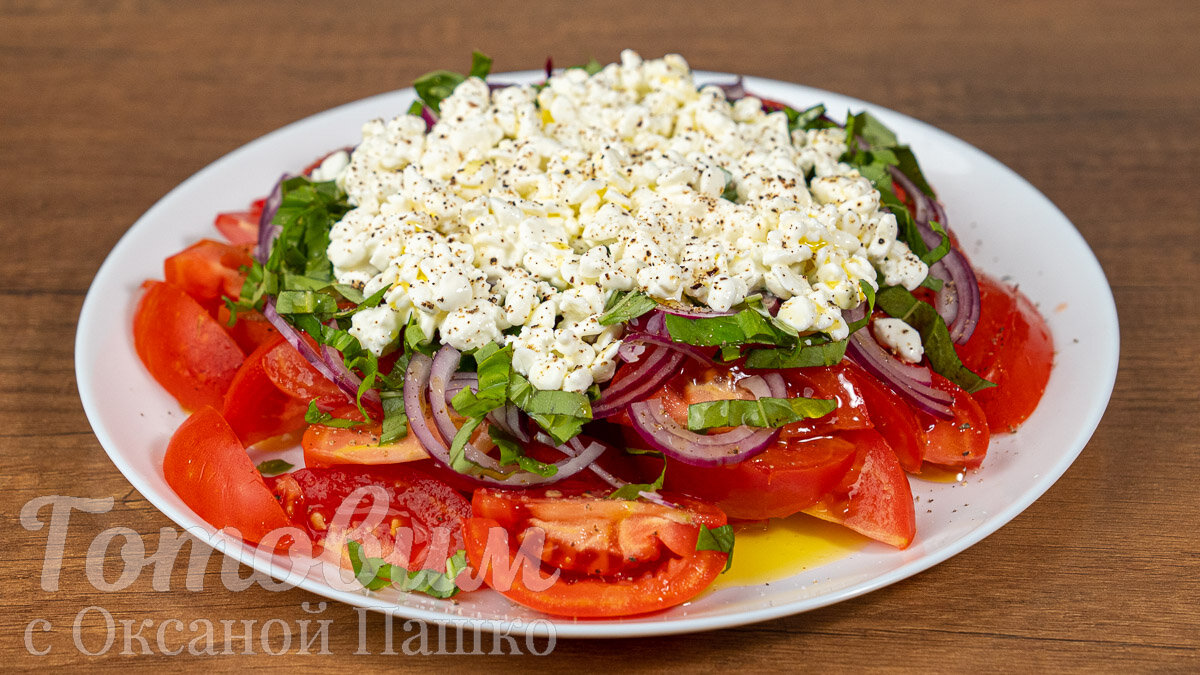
76,71 -> 1119,638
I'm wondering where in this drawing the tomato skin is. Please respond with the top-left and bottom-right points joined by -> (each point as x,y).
221,336 -> 309,446
301,405 -> 429,469
163,239 -> 253,312
134,280 -> 244,411
842,360 -> 925,473
216,306 -> 280,355
917,375 -> 990,469
663,435 -> 858,520
463,490 -> 727,618
261,336 -> 349,408
804,429 -> 916,549
775,362 -> 874,438
213,199 -> 263,245
163,406 -> 298,546
956,274 -> 1054,432
268,464 -> 470,571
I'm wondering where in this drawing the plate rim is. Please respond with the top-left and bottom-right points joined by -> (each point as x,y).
75,69 -> 1119,638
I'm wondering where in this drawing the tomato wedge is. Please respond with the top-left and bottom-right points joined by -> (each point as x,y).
221,336 -> 309,446
134,280 -> 244,411
843,359 -> 925,472
463,490 -> 728,617
163,239 -> 253,313
162,406 -> 298,547
956,274 -> 1054,432
804,429 -> 916,548
916,374 -> 990,469
268,464 -> 470,572
301,405 -> 428,468
213,199 -> 264,245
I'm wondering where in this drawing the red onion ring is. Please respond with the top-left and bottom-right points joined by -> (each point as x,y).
620,332 -> 713,366
627,374 -> 786,467
591,347 -> 684,419
846,330 -> 953,419
262,299 -> 379,411
403,352 -> 606,486
254,175 -> 285,265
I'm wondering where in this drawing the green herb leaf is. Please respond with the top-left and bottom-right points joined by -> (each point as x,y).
664,309 -> 793,348
783,103 -> 835,132
507,372 -> 591,445
696,524 -> 736,572
686,396 -> 837,431
599,291 -> 658,326
489,426 -> 558,477
255,459 -> 294,477
346,541 -> 393,591
347,542 -> 466,598
569,58 -> 604,76
304,400 -> 361,428
413,71 -> 466,114
379,392 -> 409,445
844,110 -> 898,150
846,279 -> 877,336
275,290 -> 339,315
743,339 -> 848,369
608,450 -> 666,501
468,50 -> 493,79
448,416 -> 485,474
451,344 -> 514,417
920,220 -> 951,267
874,285 -> 995,393
718,167 -> 739,202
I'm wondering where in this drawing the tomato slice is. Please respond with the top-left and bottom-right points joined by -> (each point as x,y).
221,336 -> 309,446
302,405 -> 429,468
268,464 -> 470,572
775,362 -> 874,438
261,336 -> 350,408
163,239 -> 253,312
463,490 -> 728,617
663,435 -> 857,520
916,374 -> 990,469
134,280 -> 244,411
956,274 -> 1053,432
216,306 -> 280,355
842,359 -> 925,472
163,407 -> 298,547
213,199 -> 263,245
804,429 -> 916,549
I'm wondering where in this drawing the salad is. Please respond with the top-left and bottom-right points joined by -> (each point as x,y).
132,51 -> 1053,618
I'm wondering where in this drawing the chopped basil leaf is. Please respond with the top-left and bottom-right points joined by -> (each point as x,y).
784,103 -> 835,132
664,309 -> 793,348
255,459 -> 294,477
448,416 -> 485,474
718,166 -> 739,202
406,100 -> 424,117
303,400 -> 361,428
686,396 -> 837,431
743,339 -> 848,369
847,280 -> 877,335
599,290 -> 658,326
874,285 -> 995,393
379,392 -> 409,444
570,58 -> 604,76
403,313 -> 435,356
489,426 -> 557,477
608,450 -> 666,501
275,289 -> 339,315
347,542 -> 466,599
920,220 -> 951,267
844,110 -> 898,149
451,343 -> 513,418
719,345 -> 743,362
467,50 -> 493,79
696,524 -> 735,572
507,372 -> 591,445
920,274 -> 945,292
892,145 -> 936,198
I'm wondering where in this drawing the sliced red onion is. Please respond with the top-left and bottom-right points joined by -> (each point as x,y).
591,347 -> 684,419
712,77 -> 746,101
418,105 -> 438,131
627,374 -> 786,467
404,353 -> 606,486
254,174 -> 285,265
262,299 -> 378,409
846,330 -> 953,419
621,332 -> 713,366
656,305 -> 737,320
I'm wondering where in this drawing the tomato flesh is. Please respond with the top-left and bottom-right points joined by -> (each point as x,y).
162,407 -> 297,546
301,405 -> 429,468
268,464 -> 469,571
956,274 -> 1054,432
221,336 -> 309,445
134,280 -> 244,411
163,239 -> 252,313
916,374 -> 990,469
464,490 -> 728,617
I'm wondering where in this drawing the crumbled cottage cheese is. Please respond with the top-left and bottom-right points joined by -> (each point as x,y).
327,50 -> 928,392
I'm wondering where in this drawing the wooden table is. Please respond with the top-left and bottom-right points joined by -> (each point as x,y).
4,0 -> 1197,669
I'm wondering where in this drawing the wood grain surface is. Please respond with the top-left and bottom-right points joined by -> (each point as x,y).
3,0 -> 1197,670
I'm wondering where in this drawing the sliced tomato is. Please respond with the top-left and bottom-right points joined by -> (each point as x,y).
133,280 -> 244,411
261,336 -> 351,409
213,199 -> 264,245
463,490 -> 728,617
775,361 -> 874,438
956,274 -> 1054,432
163,239 -> 253,312
163,406 -> 298,547
267,464 -> 470,572
916,374 -> 990,469
221,335 -> 308,446
216,306 -> 280,355
843,359 -> 925,472
804,428 -> 916,548
663,435 -> 857,520
302,405 -> 429,468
